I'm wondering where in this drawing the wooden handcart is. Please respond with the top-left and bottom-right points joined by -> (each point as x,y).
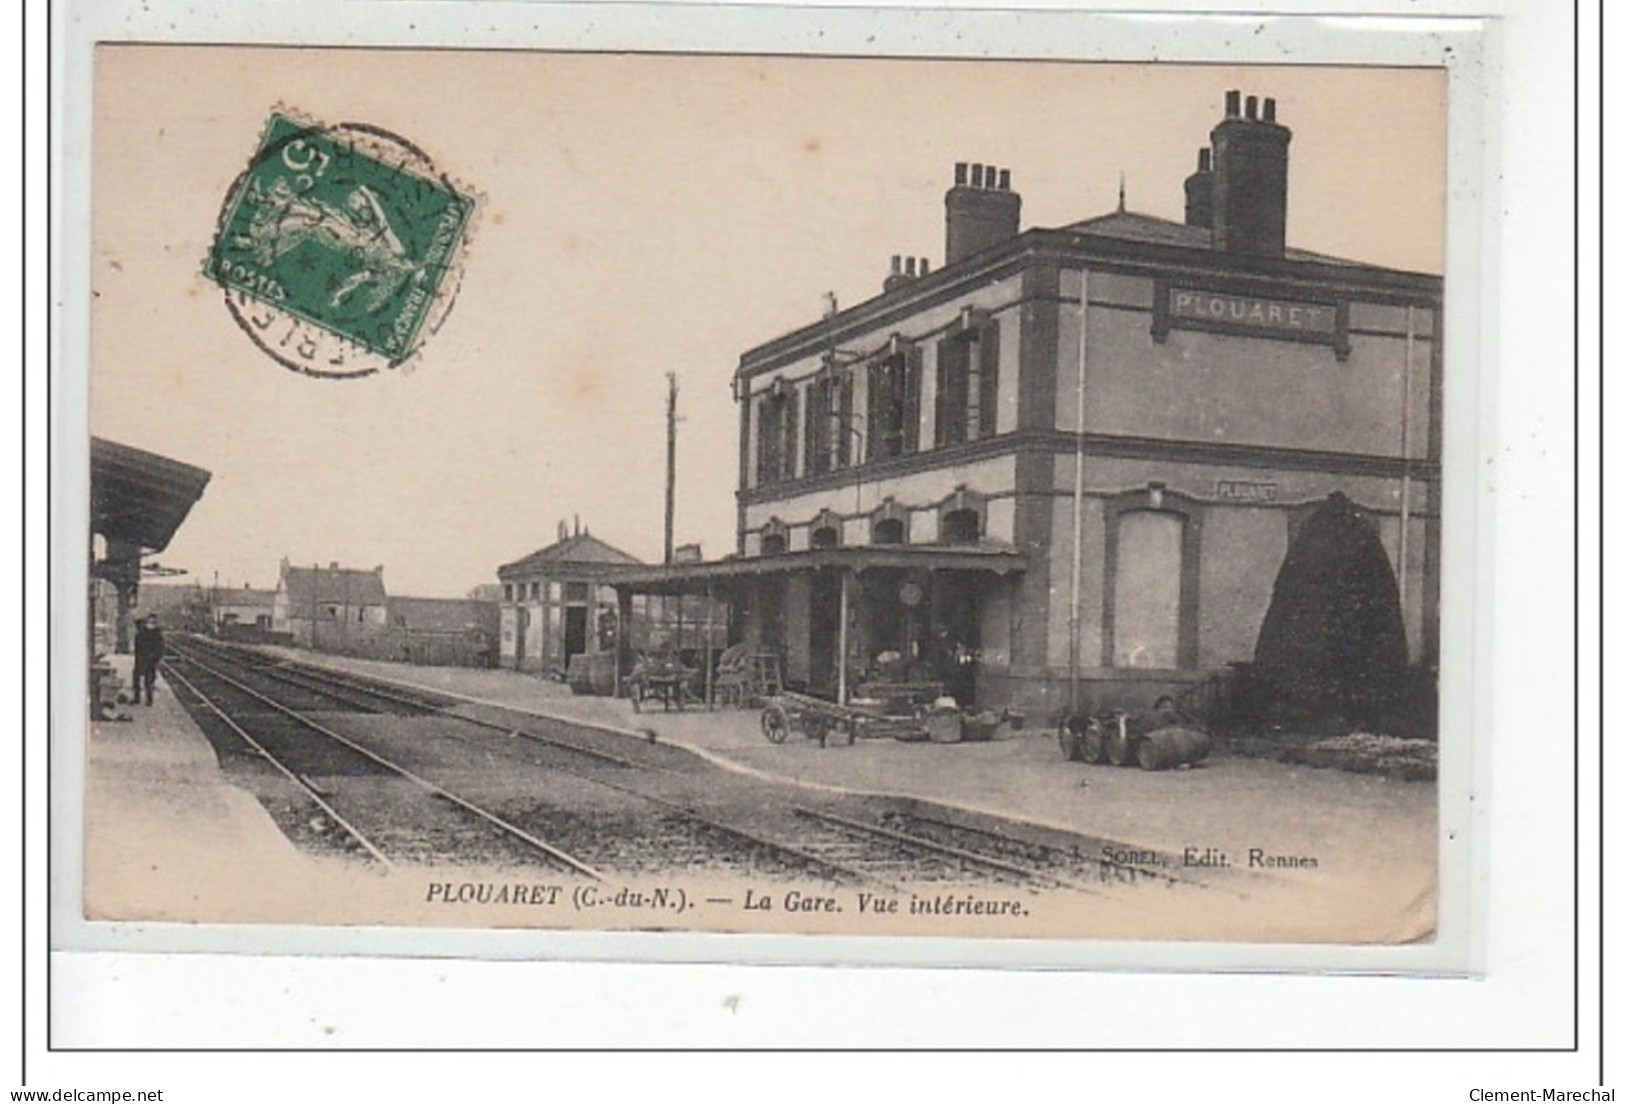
759,690 -> 927,748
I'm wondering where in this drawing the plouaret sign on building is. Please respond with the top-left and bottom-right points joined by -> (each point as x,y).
1168,289 -> 1337,334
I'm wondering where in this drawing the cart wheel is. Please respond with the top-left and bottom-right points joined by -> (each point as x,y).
761,704 -> 790,744
1081,719 -> 1107,764
1105,717 -> 1133,766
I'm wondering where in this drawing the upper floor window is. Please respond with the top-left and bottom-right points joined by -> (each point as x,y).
867,344 -> 922,462
804,367 -> 854,477
935,316 -> 1000,448
756,383 -> 799,485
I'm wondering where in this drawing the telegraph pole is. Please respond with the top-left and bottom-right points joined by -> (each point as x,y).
664,372 -> 678,564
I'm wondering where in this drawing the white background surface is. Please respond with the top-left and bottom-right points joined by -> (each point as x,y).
22,0 -> 1598,1098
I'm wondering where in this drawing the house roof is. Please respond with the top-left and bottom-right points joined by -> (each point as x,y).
387,596 -> 499,634
498,533 -> 643,579
1061,209 -> 1367,268
737,203 -> 1439,379
281,566 -> 388,607
91,437 -> 211,553
604,541 -> 1028,595
215,588 -> 277,609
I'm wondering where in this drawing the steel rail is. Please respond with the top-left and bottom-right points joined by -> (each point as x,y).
162,659 -> 395,869
182,643 -> 876,886
180,646 -> 408,715
182,637 -> 645,770
899,811 -> 1194,889
171,650 -> 606,881
790,805 -> 1105,894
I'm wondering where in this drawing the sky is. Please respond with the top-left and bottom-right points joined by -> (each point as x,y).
89,48 -> 1445,597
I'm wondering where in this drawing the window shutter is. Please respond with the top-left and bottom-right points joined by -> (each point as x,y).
755,395 -> 772,484
837,373 -> 854,468
804,379 -> 823,475
904,346 -> 923,454
934,340 -> 952,447
866,362 -> 883,462
978,319 -> 1000,439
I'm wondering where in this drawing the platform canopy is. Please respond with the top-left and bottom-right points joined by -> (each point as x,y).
90,437 -> 211,555
604,542 -> 1028,595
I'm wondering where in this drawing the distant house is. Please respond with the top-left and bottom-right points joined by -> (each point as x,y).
274,559 -> 389,653
214,586 -> 277,634
387,596 -> 500,666
496,529 -> 642,674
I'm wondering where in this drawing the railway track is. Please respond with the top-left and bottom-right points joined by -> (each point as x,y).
164,648 -> 604,877
165,637 -> 1194,895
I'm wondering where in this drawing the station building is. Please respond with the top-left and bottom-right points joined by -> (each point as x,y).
614,90 -> 1442,722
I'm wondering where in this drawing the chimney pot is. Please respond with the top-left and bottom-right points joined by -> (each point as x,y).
891,254 -> 902,273
919,258 -> 930,274
998,168 -> 1011,190
954,162 -> 968,185
945,160 -> 1021,264
905,257 -> 917,276
1198,147 -> 1212,172
1210,92 -> 1291,254
1263,97 -> 1277,122
1225,89 -> 1241,116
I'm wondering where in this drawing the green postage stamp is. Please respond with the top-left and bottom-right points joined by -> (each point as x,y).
206,111 -> 476,378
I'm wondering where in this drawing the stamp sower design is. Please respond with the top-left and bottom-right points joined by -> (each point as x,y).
207,112 -> 474,378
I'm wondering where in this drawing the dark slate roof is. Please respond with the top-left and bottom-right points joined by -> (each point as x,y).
214,587 -> 277,609
387,596 -> 500,634
90,437 -> 212,553
607,541 -> 1028,595
498,533 -> 643,578
281,566 -> 388,607
1061,209 -> 1366,268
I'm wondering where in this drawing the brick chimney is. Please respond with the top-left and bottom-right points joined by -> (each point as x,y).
883,254 -> 931,293
1210,91 -> 1290,256
1183,147 -> 1213,229
944,162 -> 1021,265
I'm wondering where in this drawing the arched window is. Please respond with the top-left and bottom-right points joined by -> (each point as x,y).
870,498 -> 910,546
873,518 -> 906,546
940,508 -> 981,544
1112,511 -> 1184,668
810,526 -> 840,550
759,517 -> 789,556
1102,486 -> 1203,670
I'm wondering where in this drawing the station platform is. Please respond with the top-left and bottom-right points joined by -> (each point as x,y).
82,654 -> 378,924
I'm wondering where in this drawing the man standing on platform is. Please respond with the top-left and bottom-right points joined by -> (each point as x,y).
132,614 -> 165,706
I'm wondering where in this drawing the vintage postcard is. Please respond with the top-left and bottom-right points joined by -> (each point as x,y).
74,41 -> 1458,960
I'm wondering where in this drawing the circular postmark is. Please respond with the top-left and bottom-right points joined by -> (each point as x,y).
205,110 -> 477,379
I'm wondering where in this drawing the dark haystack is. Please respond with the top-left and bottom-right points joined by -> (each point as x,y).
1253,493 -> 1408,727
